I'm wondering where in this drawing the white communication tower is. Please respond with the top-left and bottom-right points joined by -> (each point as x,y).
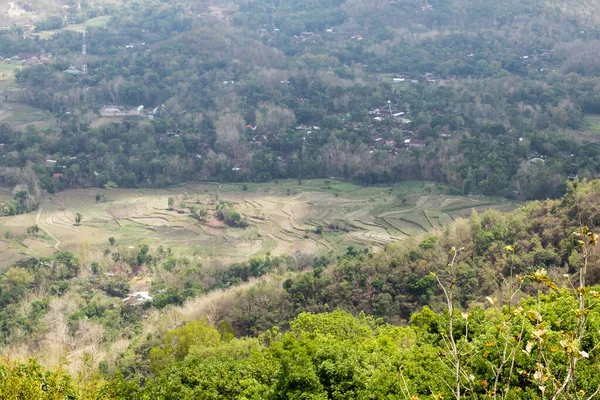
81,28 -> 88,76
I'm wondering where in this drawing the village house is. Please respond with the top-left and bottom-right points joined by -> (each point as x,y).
16,52 -> 38,60
65,65 -> 81,75
369,103 -> 409,123
125,41 -> 146,49
291,32 -> 321,43
122,291 -> 153,306
528,157 -> 545,165
404,138 -> 426,148
252,135 -> 268,144
100,105 -> 145,118
100,105 -> 123,117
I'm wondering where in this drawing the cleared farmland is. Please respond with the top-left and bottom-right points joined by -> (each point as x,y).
0,180 -> 518,267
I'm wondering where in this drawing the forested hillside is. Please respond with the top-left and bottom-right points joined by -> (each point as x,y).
0,0 -> 600,204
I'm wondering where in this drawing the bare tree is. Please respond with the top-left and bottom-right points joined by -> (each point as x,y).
108,76 -> 125,104
256,103 -> 296,133
215,112 -> 246,158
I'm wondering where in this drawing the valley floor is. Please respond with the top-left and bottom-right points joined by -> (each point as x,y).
0,180 -> 517,268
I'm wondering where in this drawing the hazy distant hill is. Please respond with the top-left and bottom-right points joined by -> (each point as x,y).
0,0 -> 120,26
1,0 -> 63,25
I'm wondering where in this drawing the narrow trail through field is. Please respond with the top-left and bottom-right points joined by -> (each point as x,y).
36,206 -> 61,250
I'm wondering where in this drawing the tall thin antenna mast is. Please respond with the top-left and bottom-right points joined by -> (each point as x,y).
226,38 -> 232,78
81,27 -> 88,75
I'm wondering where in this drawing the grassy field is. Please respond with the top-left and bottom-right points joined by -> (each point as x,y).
0,80 -> 19,91
0,180 -> 518,268
0,103 -> 56,130
570,114 -> 600,143
34,16 -> 111,39
0,60 -> 56,130
0,60 -> 22,83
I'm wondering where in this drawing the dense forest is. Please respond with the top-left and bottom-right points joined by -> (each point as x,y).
1,0 -> 600,202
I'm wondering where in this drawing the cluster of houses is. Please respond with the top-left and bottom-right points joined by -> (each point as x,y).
4,51 -> 53,67
251,134 -> 269,144
259,25 -> 280,37
365,102 -> 432,153
246,123 -> 268,144
368,103 -> 412,125
520,49 -> 553,73
246,123 -> 323,144
248,102 -> 430,156
258,24 -> 366,44
370,135 -> 426,155
45,154 -> 89,179
234,100 -> 436,162
246,124 -> 273,145
292,31 -> 321,44
465,49 -> 553,73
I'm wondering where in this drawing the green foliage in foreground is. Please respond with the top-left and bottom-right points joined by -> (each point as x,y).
2,292 -> 600,399
111,277 -> 600,399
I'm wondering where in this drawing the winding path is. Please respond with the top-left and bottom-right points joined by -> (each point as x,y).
36,206 -> 61,250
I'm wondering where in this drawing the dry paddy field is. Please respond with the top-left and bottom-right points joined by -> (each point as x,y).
0,180 -> 518,267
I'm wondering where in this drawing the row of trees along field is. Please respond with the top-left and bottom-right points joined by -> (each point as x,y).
0,180 -> 600,397
1,0 -> 600,199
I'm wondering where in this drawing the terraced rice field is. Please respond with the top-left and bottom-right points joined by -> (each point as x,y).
0,103 -> 56,130
0,180 -> 518,267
